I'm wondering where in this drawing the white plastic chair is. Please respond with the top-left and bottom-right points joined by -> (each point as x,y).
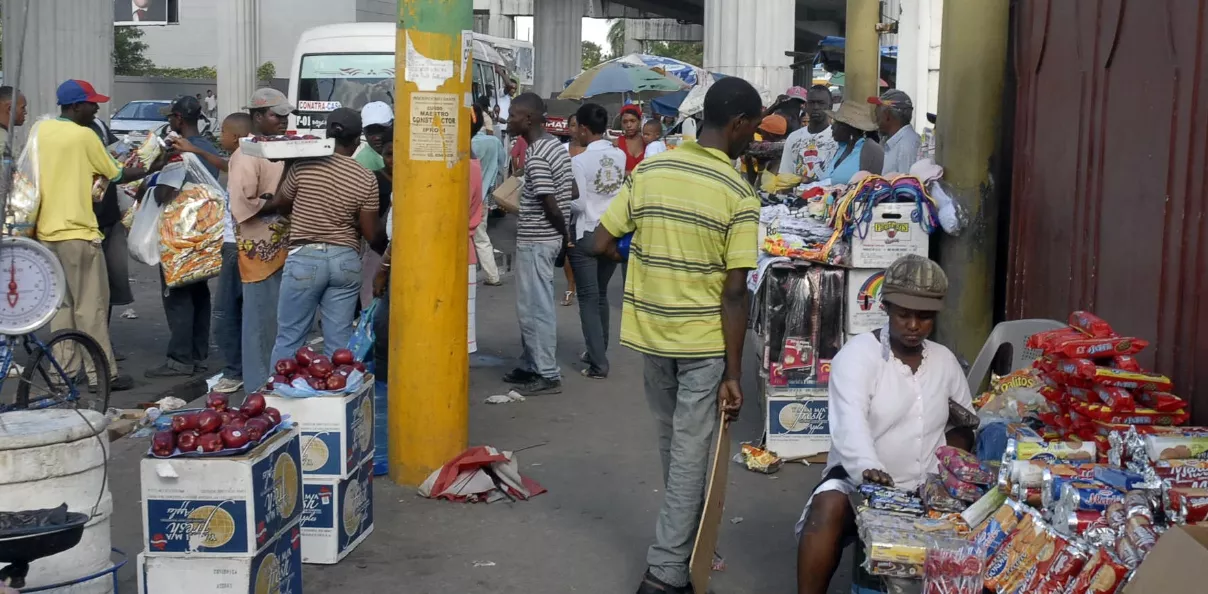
965,319 -> 1065,395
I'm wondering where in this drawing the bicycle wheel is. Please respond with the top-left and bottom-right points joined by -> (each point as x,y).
14,330 -> 111,412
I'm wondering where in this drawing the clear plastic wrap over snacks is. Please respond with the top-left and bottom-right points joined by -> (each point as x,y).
158,153 -> 226,287
5,116 -> 49,236
976,386 -> 1052,426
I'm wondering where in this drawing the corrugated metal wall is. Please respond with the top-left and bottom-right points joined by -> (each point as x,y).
1007,0 -> 1208,424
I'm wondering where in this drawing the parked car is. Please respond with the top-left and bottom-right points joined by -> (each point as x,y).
110,99 -> 213,137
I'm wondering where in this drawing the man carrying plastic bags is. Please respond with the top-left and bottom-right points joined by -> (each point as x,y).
34,80 -> 164,391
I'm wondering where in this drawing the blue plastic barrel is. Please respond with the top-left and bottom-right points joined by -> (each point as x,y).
373,378 -> 389,475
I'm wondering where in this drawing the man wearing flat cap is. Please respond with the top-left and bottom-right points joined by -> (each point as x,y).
794,254 -> 975,594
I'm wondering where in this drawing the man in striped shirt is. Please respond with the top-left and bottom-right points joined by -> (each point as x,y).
264,107 -> 380,365
502,92 -> 573,396
593,77 -> 763,594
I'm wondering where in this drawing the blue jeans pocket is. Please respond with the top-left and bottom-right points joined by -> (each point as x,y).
285,260 -> 318,283
337,252 -> 363,285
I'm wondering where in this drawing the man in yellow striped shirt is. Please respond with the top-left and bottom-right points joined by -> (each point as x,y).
593,76 -> 763,594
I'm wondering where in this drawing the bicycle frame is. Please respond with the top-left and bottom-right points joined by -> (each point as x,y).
0,333 -> 83,412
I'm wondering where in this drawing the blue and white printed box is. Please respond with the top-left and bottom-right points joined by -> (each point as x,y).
765,395 -> 831,459
266,378 -> 374,479
138,519 -> 303,593
140,426 -> 302,556
301,456 -> 374,564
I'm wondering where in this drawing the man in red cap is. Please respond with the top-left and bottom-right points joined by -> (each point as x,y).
35,80 -> 163,391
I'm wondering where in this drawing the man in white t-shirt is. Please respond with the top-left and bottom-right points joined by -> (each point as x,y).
567,104 -> 626,378
779,85 -> 839,182
794,255 -> 975,594
204,90 -> 217,119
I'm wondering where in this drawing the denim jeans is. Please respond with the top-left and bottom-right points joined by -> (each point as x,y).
159,268 -> 211,368
270,244 -> 362,366
642,355 -> 725,588
242,268 -> 282,390
567,231 -> 617,374
212,243 -> 242,379
515,240 -> 561,381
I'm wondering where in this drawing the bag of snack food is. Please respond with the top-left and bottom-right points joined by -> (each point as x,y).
157,154 -> 225,287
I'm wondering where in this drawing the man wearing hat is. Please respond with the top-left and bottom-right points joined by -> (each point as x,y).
770,85 -> 809,133
794,254 -> 974,594
263,107 -> 380,365
143,95 -> 223,379
357,101 -> 392,172
227,88 -> 293,389
37,80 -> 164,391
870,88 -> 922,175
822,101 -> 884,185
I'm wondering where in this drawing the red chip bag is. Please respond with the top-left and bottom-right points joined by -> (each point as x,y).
1110,355 -> 1141,372
1069,311 -> 1115,338
1072,400 -> 1189,426
1028,327 -> 1084,350
1135,390 -> 1187,413
1054,358 -> 1171,391
1047,336 -> 1149,359
1092,386 -> 1136,412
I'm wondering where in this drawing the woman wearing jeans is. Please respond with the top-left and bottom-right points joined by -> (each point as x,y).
266,107 -> 380,364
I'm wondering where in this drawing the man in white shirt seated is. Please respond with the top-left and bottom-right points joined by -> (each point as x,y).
795,254 -> 975,594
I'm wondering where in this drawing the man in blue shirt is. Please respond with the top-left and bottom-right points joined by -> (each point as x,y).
145,95 -> 223,378
471,112 -> 506,286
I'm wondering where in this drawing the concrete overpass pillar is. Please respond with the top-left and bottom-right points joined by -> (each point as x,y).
1,0 -> 113,124
533,0 -> 583,98
704,0 -> 795,94
844,0 -> 882,106
217,0 -> 259,121
474,0 -> 517,38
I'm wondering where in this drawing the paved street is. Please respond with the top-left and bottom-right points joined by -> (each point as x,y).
103,218 -> 854,593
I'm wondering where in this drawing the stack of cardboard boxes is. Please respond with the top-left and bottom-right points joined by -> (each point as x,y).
762,202 -> 929,461
845,202 -> 930,341
266,380 -> 375,565
137,427 -> 305,592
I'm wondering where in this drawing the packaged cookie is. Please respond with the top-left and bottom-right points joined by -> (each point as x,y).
1143,434 -> 1208,462
1164,487 -> 1208,524
1152,459 -> 1208,488
938,445 -> 994,485
921,474 -> 967,514
1059,481 -> 1125,513
1134,390 -> 1187,413
1006,438 -> 1097,463
969,500 -> 1024,559
1092,466 -> 1147,493
1069,311 -> 1115,338
1065,547 -> 1130,594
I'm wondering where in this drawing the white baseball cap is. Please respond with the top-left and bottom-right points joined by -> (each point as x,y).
361,101 -> 394,127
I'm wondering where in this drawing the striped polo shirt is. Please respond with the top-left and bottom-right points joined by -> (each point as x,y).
600,141 -> 760,358
517,135 -> 573,242
276,153 -> 379,250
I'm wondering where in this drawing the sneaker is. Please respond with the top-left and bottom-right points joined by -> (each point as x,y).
580,367 -> 607,380
502,368 -> 538,384
484,278 -> 503,287
213,377 -> 244,393
144,360 -> 194,379
517,376 -> 562,396
635,571 -> 693,594
579,351 -> 592,364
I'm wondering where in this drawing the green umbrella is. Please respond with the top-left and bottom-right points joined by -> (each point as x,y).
559,61 -> 687,100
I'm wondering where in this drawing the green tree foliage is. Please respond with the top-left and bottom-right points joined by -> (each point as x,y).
646,41 -> 703,67
257,61 -> 277,81
114,26 -> 154,75
582,41 -> 605,70
607,19 -> 626,58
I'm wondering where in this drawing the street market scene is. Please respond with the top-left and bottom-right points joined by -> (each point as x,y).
1,0 -> 1207,593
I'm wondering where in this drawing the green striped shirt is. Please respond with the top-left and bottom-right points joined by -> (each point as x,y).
600,141 -> 760,358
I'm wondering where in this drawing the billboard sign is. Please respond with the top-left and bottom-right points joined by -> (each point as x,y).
115,0 -> 178,26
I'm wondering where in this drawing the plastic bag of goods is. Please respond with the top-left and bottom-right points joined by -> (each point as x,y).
158,153 -> 226,287
128,196 -> 166,265
5,117 -> 48,236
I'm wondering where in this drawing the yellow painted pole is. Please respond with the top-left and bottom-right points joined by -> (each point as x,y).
844,0 -> 882,105
390,0 -> 473,486
934,0 -> 1010,360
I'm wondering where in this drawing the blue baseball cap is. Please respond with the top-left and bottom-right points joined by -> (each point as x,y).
56,80 -> 110,106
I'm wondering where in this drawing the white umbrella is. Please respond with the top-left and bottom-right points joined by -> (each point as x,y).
678,73 -> 775,119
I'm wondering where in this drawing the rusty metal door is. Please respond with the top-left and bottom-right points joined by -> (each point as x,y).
1008,0 -> 1208,423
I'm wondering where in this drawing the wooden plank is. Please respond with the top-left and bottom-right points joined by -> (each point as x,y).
689,416 -> 731,593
